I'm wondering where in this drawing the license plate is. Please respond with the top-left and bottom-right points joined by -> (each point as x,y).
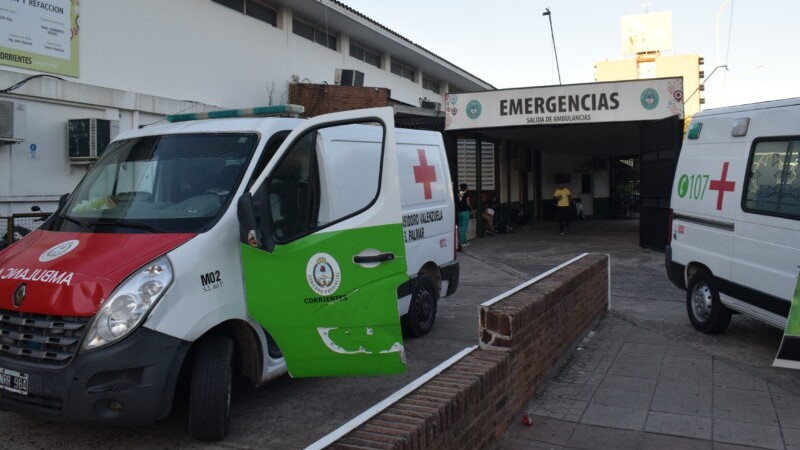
0,367 -> 28,395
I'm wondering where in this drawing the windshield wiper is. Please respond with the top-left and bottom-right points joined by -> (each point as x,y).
59,215 -> 89,230
87,219 -> 165,233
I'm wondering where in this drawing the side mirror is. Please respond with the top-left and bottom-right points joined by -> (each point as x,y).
58,193 -> 70,209
237,193 -> 275,253
40,193 -> 71,229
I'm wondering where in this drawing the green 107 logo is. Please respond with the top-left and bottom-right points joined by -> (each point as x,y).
677,174 -> 710,199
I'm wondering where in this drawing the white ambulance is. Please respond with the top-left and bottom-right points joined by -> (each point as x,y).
666,98 -> 800,334
0,106 -> 459,440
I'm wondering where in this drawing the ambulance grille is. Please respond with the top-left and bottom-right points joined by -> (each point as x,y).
0,310 -> 89,366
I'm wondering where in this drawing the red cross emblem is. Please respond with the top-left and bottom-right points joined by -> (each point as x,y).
413,149 -> 437,199
709,161 -> 736,210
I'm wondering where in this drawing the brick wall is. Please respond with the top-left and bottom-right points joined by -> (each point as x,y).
289,83 -> 391,117
326,254 -> 608,450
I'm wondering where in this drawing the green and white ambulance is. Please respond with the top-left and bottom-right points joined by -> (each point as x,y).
666,98 -> 800,336
0,106 -> 459,440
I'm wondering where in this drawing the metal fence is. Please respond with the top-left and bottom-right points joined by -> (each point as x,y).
0,213 -> 51,250
611,157 -> 641,220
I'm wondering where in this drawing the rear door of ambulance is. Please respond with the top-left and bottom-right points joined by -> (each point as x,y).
240,107 -> 409,377
732,105 -> 800,323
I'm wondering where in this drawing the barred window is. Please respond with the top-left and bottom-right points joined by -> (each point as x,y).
390,59 -> 415,82
349,42 -> 381,68
212,0 -> 277,26
457,139 -> 495,190
293,18 -> 337,50
422,76 -> 440,94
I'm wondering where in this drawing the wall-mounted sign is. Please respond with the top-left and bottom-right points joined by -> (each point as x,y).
445,78 -> 683,131
0,0 -> 79,77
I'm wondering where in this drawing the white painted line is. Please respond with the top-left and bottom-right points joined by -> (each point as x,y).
480,253 -> 590,308
605,253 -> 612,310
304,345 -> 479,450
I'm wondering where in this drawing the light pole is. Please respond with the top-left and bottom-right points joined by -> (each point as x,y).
543,8 -> 562,85
683,64 -> 728,106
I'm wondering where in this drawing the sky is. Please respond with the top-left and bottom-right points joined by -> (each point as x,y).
340,0 -> 800,108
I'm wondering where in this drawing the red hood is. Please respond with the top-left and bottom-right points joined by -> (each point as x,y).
0,230 -> 194,316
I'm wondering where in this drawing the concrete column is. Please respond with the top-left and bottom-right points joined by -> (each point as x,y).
277,6 -> 291,31
382,54 -> 392,73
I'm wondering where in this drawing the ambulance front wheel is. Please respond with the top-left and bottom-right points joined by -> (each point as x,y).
403,276 -> 438,337
687,271 -> 731,334
189,335 -> 234,441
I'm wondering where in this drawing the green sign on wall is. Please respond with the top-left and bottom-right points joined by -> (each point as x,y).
0,0 -> 80,77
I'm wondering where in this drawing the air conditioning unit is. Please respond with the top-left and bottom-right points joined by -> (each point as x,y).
0,100 -> 27,142
67,118 -> 119,163
420,100 -> 441,110
335,69 -> 365,87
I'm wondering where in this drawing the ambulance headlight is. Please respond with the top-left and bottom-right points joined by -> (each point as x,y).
83,256 -> 173,350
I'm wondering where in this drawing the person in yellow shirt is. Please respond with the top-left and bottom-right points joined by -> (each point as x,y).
554,183 -> 571,235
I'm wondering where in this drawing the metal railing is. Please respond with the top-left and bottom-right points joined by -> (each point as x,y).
1,213 -> 51,249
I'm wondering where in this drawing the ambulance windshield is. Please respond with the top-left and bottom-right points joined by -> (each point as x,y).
56,133 -> 258,233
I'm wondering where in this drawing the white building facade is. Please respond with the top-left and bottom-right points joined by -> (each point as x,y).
0,0 -> 492,215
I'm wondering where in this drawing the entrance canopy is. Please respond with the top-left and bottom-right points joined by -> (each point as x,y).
445,77 -> 684,132
451,120 -> 657,156
443,78 -> 685,250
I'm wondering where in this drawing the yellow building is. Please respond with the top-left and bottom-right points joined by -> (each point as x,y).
595,12 -> 703,119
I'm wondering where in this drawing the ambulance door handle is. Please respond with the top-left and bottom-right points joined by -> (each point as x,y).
353,252 -> 395,263
353,252 -> 395,264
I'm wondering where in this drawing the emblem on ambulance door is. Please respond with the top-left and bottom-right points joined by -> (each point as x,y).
13,283 -> 26,308
306,253 -> 341,296
39,239 -> 80,262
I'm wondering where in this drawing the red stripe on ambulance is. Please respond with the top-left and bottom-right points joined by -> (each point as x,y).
0,230 -> 194,316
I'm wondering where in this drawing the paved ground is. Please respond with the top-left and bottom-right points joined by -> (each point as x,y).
482,220 -> 800,450
1,219 -> 796,449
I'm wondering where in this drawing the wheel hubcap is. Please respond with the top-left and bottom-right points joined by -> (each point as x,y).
416,289 -> 433,326
691,284 -> 713,321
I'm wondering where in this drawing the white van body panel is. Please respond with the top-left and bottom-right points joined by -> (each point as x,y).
669,98 -> 800,328
396,129 -> 455,284
131,109 -> 456,366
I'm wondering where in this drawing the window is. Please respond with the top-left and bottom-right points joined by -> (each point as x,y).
212,0 -> 277,26
744,139 -> 800,218
422,76 -> 440,94
349,42 -> 381,68
257,122 -> 384,243
266,133 -> 317,241
293,18 -> 337,50
62,133 -> 258,233
456,139 -> 495,190
245,1 -> 276,25
391,59 -> 415,82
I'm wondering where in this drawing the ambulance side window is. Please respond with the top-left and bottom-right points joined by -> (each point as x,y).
255,122 -> 385,244
315,126 -> 382,226
744,139 -> 800,218
266,132 -> 318,241
247,131 -> 290,190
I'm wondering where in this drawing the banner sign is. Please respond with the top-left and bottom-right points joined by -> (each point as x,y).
445,78 -> 683,131
0,0 -> 79,77
774,274 -> 800,370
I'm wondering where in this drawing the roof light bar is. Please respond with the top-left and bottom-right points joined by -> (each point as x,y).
687,121 -> 703,140
167,105 -> 305,123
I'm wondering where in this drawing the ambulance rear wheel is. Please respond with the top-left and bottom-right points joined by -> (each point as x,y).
189,335 -> 233,441
687,272 -> 731,334
403,276 -> 438,337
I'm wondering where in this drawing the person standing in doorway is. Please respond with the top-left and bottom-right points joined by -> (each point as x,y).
456,183 -> 473,249
554,182 -> 571,235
